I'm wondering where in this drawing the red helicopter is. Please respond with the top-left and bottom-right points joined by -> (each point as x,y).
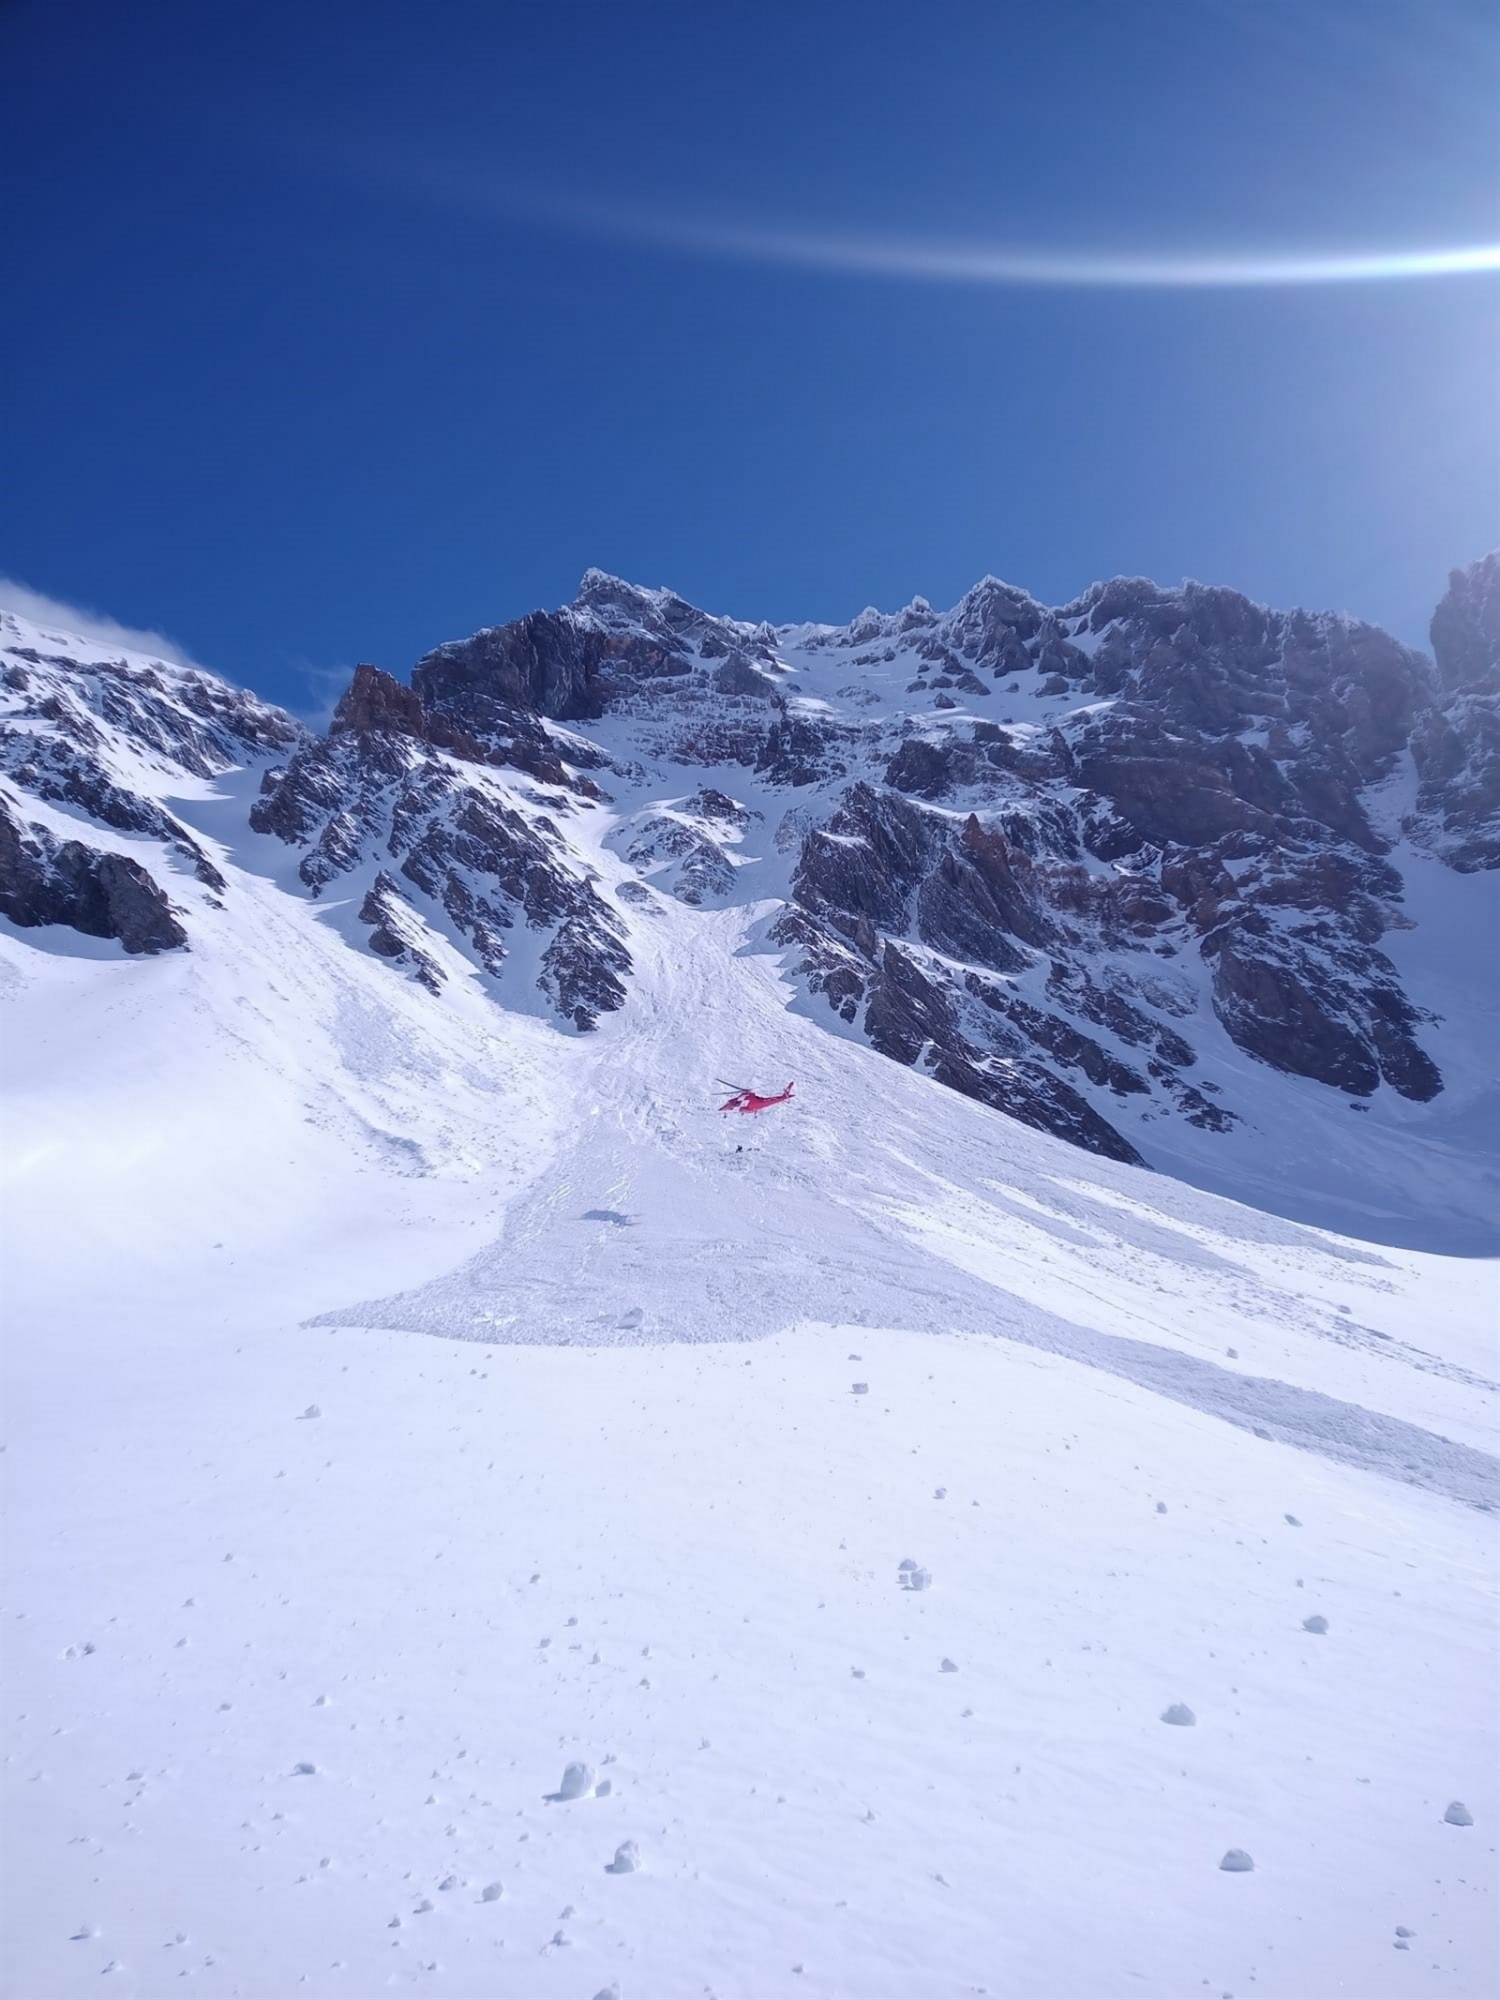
717,1079 -> 796,1115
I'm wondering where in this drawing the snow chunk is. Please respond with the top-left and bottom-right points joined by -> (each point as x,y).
547,1761 -> 596,1802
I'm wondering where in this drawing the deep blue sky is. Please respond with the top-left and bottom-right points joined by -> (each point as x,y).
4,0 -> 1497,711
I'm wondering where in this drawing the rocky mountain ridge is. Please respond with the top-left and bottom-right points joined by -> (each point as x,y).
0,619 -> 299,949
2,554 -> 1496,1203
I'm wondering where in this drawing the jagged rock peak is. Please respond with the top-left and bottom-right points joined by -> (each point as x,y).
574,567 -> 676,616
951,574 -> 1047,621
1430,550 -> 1500,692
328,662 -> 492,766
331,662 -> 426,739
1406,550 -> 1500,871
573,569 -> 775,648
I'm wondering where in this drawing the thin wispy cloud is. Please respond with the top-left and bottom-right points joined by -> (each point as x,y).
0,576 -> 355,725
0,577 -> 203,668
284,658 -> 357,731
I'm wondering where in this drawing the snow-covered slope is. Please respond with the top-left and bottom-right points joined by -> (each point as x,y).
9,555 -> 1498,1252
1,592 -> 1497,1998
243,562 -> 1500,1251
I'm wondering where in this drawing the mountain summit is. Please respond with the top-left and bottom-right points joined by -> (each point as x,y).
3,555 -> 1497,1247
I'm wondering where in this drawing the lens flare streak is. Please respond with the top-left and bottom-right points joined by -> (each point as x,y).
569,205 -> 1500,288
359,147 -> 1500,290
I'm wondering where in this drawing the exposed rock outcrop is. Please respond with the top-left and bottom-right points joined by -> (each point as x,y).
0,796 -> 187,952
0,610 -> 303,949
769,571 -> 1462,1136
253,662 -> 629,1030
358,870 -> 446,993
1406,554 -> 1500,871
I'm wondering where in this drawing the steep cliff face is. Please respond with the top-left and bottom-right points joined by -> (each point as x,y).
773,576 -> 1446,1133
3,558 -> 1495,1225
1406,552 -> 1500,873
241,576 -> 793,1031
250,662 -> 630,1030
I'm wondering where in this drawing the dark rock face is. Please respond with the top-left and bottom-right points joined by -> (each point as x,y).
767,567 -> 1480,1147
253,666 -> 630,1030
1406,555 -> 1500,872
859,936 -> 1146,1164
1430,551 -> 1500,693
1205,920 -> 1438,1101
413,613 -> 605,725
411,578 -> 787,781
0,720 -> 228,892
411,571 -> 780,731
243,575 -> 800,1025
0,797 -> 187,952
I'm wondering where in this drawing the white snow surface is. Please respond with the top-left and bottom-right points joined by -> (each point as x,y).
2,611 -> 1498,1998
